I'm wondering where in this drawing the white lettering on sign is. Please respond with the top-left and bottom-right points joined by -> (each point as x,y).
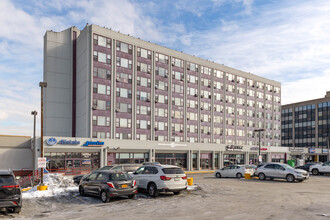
38,157 -> 47,168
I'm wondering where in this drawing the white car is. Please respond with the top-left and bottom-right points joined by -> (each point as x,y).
132,164 -> 187,197
309,161 -> 330,175
215,165 -> 245,179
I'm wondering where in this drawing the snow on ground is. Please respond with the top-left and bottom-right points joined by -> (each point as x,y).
22,173 -> 78,199
187,184 -> 200,191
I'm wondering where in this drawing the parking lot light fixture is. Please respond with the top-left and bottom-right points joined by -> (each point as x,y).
31,110 -> 37,187
39,82 -> 47,185
253,129 -> 265,164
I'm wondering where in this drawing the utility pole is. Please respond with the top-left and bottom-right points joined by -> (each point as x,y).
254,129 -> 265,164
39,82 -> 47,185
31,111 -> 37,186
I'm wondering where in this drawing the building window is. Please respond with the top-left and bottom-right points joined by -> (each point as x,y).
93,67 -> 111,80
115,133 -> 132,140
155,108 -> 168,117
137,76 -> 151,87
137,120 -> 151,129
116,88 -> 132,98
93,51 -> 111,64
116,103 -> 132,113
93,35 -> 111,48
137,105 -> 151,115
116,118 -> 132,128
155,53 -> 168,64
116,72 -> 132,83
155,94 -> 168,104
116,41 -> 132,54
117,57 -> 132,69
155,80 -> 168,91
172,58 -> 183,68
156,67 -> 168,77
137,62 -> 151,73
137,47 -> 151,59
137,91 -> 151,101
155,122 -> 168,131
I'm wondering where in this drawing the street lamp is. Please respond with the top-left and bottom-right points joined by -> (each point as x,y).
31,110 -> 37,186
39,82 -> 47,185
254,129 -> 265,164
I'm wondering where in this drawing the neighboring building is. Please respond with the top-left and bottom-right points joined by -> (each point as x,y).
43,24 -> 284,172
0,135 -> 35,176
282,91 -> 330,162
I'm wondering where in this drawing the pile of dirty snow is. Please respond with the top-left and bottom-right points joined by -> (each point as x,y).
22,173 -> 78,199
187,184 -> 200,191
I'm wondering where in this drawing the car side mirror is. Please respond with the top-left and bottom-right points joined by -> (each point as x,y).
133,171 -> 137,175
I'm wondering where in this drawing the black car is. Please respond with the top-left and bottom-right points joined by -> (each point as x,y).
79,171 -> 138,203
73,164 -> 140,185
295,162 -> 319,172
0,170 -> 22,213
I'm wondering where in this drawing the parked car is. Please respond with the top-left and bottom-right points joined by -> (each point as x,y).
309,161 -> 330,175
79,171 -> 138,203
73,164 -> 141,185
214,165 -> 245,179
0,170 -> 22,213
254,163 -> 309,182
295,162 -> 319,172
132,164 -> 187,197
245,165 -> 257,176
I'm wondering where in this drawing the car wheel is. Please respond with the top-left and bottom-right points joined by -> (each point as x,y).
147,183 -> 159,197
173,191 -> 181,195
312,169 -> 319,175
236,173 -> 243,179
100,190 -> 110,203
286,174 -> 295,183
128,194 -> 137,199
9,207 -> 21,214
79,186 -> 85,196
216,172 -> 221,178
258,173 -> 266,180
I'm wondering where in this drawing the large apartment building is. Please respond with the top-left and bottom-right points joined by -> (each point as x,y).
281,92 -> 330,162
43,24 -> 285,172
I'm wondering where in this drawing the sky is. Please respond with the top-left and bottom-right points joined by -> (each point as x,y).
0,0 -> 330,136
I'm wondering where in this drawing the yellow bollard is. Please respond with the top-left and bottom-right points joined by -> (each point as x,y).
37,185 -> 48,191
245,173 -> 251,179
187,177 -> 193,186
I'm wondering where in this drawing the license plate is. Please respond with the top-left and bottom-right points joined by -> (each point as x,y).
174,178 -> 180,181
121,184 -> 128,188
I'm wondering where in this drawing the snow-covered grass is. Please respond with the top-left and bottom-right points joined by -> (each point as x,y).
187,184 -> 200,191
22,173 -> 78,199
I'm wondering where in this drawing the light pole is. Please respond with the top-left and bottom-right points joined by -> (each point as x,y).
254,129 -> 265,164
31,111 -> 37,186
326,136 -> 330,162
39,82 -> 47,185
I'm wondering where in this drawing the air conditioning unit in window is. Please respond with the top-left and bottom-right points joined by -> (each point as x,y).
207,132 -> 211,135
147,98 -> 151,102
194,94 -> 198,97
201,95 -> 204,98
165,74 -> 168,78
180,129 -> 183,133
201,119 -> 204,122
116,77 -> 120,82
155,85 -> 159,89
92,105 -> 97,110
115,108 -> 120,112
154,127 -> 158,131
201,107 -> 204,110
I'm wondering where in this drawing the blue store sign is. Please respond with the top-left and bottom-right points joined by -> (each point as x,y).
308,148 -> 316,153
46,138 -> 80,146
83,141 -> 104,146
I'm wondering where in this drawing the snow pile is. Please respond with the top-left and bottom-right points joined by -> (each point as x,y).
187,184 -> 200,191
22,173 -> 78,199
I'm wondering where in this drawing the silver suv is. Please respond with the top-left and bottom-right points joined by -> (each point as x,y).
132,164 -> 187,197
254,163 -> 309,182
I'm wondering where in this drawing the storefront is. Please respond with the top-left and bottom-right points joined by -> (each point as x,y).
248,154 -> 267,165
155,153 -> 187,169
200,153 -> 212,169
45,152 -> 100,175
107,152 -> 149,165
224,154 -> 245,166
271,153 -> 285,163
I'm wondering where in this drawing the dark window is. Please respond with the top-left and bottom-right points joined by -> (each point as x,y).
264,164 -> 275,169
0,175 -> 14,184
109,173 -> 132,181
142,167 -> 158,174
162,168 -> 184,174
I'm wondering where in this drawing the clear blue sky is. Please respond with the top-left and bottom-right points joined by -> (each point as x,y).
0,0 -> 330,136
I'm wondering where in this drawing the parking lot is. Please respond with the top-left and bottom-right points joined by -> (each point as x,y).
2,173 -> 330,219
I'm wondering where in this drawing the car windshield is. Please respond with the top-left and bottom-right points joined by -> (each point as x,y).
162,168 -> 184,174
99,166 -> 114,171
109,173 -> 132,181
0,175 -> 14,184
282,164 -> 294,170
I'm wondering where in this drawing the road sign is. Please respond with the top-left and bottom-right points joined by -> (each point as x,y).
38,157 -> 47,168
258,155 -> 262,163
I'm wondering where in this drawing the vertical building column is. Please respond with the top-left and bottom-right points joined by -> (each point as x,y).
211,69 -> 214,143
149,149 -> 153,162
198,65 -> 201,142
100,148 -> 104,167
219,151 -> 223,169
245,152 -> 249,165
151,51 -> 155,140
103,147 -> 108,166
267,152 -> 271,162
111,39 -> 117,139
315,106 -> 318,148
184,61 -> 187,142
132,46 -> 137,140
212,151 -> 215,170
197,150 -> 201,170
168,57 -> 172,141
187,150 -> 191,171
